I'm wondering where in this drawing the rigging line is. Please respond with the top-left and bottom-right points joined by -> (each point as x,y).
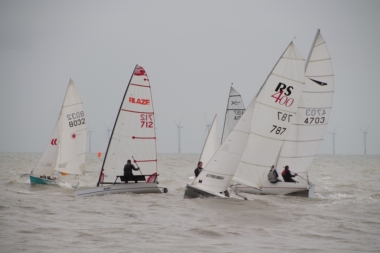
132,156 -> 144,175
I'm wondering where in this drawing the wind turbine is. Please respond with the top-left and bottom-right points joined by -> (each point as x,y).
327,125 -> 338,155
174,118 -> 184,153
359,125 -> 370,155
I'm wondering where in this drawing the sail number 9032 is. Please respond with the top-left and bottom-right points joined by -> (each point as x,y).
67,111 -> 85,127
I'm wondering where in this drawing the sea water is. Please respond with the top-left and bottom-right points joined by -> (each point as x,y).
1,153 -> 379,253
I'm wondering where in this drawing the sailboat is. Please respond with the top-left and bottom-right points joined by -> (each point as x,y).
30,80 -> 87,184
233,29 -> 333,197
184,41 -> 305,198
75,65 -> 168,197
190,86 -> 246,180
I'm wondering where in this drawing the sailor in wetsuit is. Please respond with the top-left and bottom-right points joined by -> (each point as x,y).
194,161 -> 203,177
281,165 -> 298,183
124,160 -> 140,182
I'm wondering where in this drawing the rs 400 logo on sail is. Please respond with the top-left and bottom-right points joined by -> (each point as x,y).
271,82 -> 294,107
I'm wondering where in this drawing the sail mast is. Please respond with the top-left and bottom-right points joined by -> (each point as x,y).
305,29 -> 320,71
97,65 -> 138,186
221,84 -> 233,145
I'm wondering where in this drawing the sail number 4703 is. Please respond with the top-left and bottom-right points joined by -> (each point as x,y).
304,109 -> 327,124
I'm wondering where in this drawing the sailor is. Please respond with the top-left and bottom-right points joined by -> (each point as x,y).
281,165 -> 298,183
194,161 -> 203,177
124,160 -> 140,182
268,165 -> 281,183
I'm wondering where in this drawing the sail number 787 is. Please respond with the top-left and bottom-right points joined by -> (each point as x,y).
277,112 -> 292,122
270,125 -> 286,135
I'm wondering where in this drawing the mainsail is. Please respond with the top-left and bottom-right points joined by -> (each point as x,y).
275,29 -> 334,176
232,42 -> 305,189
97,65 -> 157,185
32,80 -> 87,177
221,86 -> 245,144
191,42 -> 305,195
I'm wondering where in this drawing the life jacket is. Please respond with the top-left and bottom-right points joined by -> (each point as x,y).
267,169 -> 276,183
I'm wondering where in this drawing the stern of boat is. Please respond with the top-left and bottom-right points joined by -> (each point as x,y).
29,174 -> 57,185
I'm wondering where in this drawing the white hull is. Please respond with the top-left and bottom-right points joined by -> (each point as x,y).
232,181 -> 314,198
75,182 -> 167,198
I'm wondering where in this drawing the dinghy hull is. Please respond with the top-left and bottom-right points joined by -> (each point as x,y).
30,174 -> 57,185
75,182 -> 167,198
184,184 -> 225,199
232,181 -> 313,198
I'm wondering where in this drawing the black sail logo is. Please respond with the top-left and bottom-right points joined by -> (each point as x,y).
310,78 -> 327,86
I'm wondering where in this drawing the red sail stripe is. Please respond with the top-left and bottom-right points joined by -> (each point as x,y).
131,83 -> 150,88
132,136 -> 156,139
133,159 -> 157,163
121,109 -> 154,114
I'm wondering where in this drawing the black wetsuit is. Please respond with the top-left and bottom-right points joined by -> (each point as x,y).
194,167 -> 202,177
282,169 -> 296,182
124,163 -> 139,176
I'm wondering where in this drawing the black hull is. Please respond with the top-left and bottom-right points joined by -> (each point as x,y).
184,184 -> 219,199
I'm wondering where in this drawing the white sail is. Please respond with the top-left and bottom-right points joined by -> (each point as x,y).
233,42 -> 305,189
98,65 -> 157,183
190,96 -> 256,195
199,114 -> 219,168
275,30 -> 334,175
32,120 -> 59,177
221,86 -> 245,144
32,80 -> 86,177
55,80 -> 87,175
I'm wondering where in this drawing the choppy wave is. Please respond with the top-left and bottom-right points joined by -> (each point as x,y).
1,153 -> 380,253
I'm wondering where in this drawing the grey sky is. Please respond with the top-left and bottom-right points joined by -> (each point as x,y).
1,0 -> 379,154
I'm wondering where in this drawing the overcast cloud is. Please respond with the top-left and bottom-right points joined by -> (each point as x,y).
0,0 -> 379,155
